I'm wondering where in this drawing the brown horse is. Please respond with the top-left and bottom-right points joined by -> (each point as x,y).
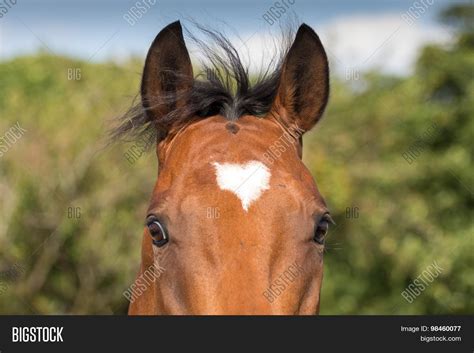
117,21 -> 332,314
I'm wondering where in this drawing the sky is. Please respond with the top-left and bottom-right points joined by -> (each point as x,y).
0,0 -> 467,76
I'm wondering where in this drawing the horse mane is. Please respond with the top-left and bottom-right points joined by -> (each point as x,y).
110,22 -> 293,146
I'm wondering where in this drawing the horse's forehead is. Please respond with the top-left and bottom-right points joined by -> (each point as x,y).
167,115 -> 306,177
174,115 -> 289,157
155,116 -> 318,213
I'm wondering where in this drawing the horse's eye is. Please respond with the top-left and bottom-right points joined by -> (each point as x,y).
147,219 -> 168,247
314,214 -> 334,245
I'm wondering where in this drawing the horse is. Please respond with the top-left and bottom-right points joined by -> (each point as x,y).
114,20 -> 332,314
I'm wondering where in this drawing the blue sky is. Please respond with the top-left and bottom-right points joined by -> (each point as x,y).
0,0 -> 467,75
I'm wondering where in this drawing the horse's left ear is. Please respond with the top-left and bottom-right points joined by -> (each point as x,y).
141,21 -> 193,132
272,24 -> 329,133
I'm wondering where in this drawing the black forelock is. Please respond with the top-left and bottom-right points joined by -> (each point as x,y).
110,22 -> 292,146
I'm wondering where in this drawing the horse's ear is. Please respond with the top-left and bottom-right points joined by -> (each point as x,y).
272,24 -> 329,133
141,21 -> 193,130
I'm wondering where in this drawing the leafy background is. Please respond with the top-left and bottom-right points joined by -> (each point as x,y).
0,5 -> 472,314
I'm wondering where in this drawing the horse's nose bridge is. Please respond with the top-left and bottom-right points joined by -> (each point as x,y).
186,216 -> 289,311
216,246 -> 274,297
211,271 -> 276,314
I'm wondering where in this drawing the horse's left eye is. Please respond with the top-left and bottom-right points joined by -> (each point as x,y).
147,219 -> 168,247
313,214 -> 334,245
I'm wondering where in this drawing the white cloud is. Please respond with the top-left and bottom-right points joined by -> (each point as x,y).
233,13 -> 453,77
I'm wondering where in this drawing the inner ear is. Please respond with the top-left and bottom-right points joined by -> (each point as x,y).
273,24 -> 329,133
141,21 -> 194,131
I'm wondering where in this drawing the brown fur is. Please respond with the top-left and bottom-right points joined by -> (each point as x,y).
127,21 -> 330,315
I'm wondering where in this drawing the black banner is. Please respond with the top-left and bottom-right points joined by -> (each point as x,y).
0,316 -> 472,352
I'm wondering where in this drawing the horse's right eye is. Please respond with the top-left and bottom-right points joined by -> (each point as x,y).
147,219 -> 168,247
313,213 -> 335,245
313,220 -> 328,245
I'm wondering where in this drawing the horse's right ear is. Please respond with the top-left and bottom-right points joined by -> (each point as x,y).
272,24 -> 329,133
141,21 -> 193,132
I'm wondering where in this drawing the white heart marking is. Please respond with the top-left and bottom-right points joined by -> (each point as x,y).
212,160 -> 271,212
